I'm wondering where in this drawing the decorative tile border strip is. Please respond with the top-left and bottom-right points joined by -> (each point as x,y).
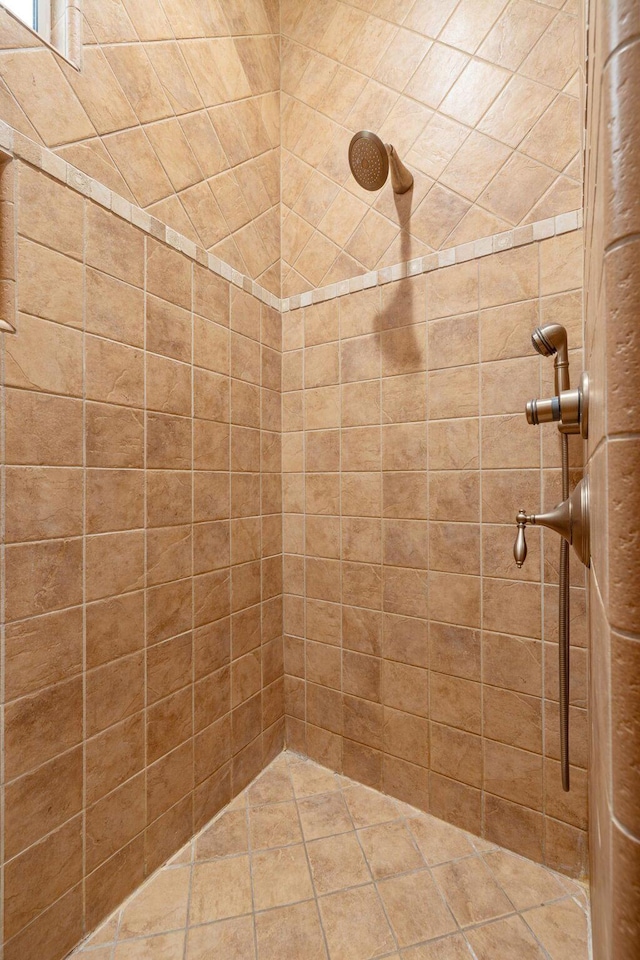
0,119 -> 583,317
0,120 -> 282,311
281,208 -> 584,313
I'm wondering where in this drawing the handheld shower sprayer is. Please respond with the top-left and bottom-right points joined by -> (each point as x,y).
513,321 -> 591,793
526,324 -> 589,438
531,323 -> 570,394
348,131 -> 414,195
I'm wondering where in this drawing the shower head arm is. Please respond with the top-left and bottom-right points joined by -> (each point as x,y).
385,144 -> 414,195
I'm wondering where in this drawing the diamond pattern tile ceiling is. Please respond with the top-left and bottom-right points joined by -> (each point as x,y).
0,0 -> 582,299
0,0 -> 282,295
280,0 -> 582,298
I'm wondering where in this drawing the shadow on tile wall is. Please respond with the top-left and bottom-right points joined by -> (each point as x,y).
1,0 -> 584,300
0,2 -> 600,959
282,234 -> 589,880
280,0 -> 583,296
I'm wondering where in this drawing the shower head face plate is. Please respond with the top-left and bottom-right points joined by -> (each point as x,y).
349,131 -> 389,191
532,326 -> 556,357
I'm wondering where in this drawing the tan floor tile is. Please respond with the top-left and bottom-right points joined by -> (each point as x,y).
432,857 -> 513,927
395,801 -> 424,818
522,899 -> 589,959
250,801 -> 303,849
483,849 -> 567,911
119,867 -> 190,939
408,814 -> 475,866
265,754 -> 292,777
68,753 -> 591,960
186,916 -> 256,960
298,791 -> 354,840
86,914 -> 119,945
290,760 -> 340,797
377,870 -> 457,947
557,874 -> 588,899
467,835 -> 498,853
252,844 -> 314,910
189,855 -> 253,925
306,833 -> 371,894
358,821 -> 425,879
573,886 -> 590,911
342,782 -> 401,828
466,915 -> 548,960
114,932 -> 185,959
255,900 -> 328,960
248,766 -> 294,806
168,844 -> 193,865
401,936 -> 474,959
195,810 -> 249,861
228,792 -> 248,811
318,884 -> 396,960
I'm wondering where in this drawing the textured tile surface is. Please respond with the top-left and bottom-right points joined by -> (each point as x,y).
71,752 -> 591,959
0,0 -> 281,293
584,1 -> 640,956
0,156 -> 284,960
280,0 -> 582,296
282,233 -> 588,879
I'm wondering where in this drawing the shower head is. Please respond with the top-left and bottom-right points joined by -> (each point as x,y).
349,131 -> 389,192
532,323 -> 570,393
349,131 -> 413,195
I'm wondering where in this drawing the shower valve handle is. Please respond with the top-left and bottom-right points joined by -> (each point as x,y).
514,510 -> 531,568
513,480 -> 591,570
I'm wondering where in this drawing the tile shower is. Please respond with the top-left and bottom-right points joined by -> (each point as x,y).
281,233 -> 588,877
0,0 -> 637,959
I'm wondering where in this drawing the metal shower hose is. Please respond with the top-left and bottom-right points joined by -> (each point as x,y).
559,433 -> 570,792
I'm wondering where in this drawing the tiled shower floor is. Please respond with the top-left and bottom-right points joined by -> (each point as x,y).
73,752 -> 590,960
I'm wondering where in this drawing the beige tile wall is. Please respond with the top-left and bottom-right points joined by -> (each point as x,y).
0,156 -> 284,960
585,0 -> 640,956
280,0 -> 583,298
0,0 -> 584,303
0,0 -> 281,293
0,5 -> 596,955
282,230 -> 589,878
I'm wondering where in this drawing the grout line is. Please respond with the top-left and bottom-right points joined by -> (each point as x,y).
142,233 -> 149,884
314,0 -> 579,92
0,157 -> 14,955
244,778 -> 261,960
181,851 -> 195,960
75,752 -> 588,957
185,254 -> 196,960
81,171 -> 88,935
300,307 -> 308,755
476,255 -> 486,843
336,768 -> 403,952
0,116 -> 582,318
289,775 -> 333,957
